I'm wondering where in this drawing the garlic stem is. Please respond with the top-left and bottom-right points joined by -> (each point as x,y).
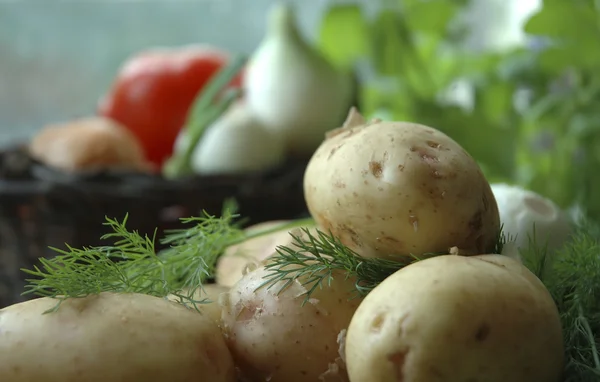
162,56 -> 246,179
268,2 -> 301,42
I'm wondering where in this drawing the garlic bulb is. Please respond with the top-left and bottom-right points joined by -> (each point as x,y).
175,101 -> 286,175
244,2 -> 354,157
491,183 -> 573,260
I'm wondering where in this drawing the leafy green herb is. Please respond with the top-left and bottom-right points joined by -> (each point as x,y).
257,226 -> 507,304
21,206 -> 243,312
257,228 -> 418,304
20,202 -> 315,312
521,219 -> 600,382
492,223 -> 511,254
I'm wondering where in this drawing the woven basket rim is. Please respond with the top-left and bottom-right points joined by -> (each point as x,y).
0,145 -> 308,196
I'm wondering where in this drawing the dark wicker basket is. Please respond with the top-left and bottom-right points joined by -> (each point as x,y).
0,145 -> 309,308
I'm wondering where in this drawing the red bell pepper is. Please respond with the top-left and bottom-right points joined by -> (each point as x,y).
98,44 -> 243,167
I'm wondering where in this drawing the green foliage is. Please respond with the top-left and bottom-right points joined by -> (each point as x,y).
22,208 -> 245,312
257,228 -> 422,304
318,4 -> 369,70
317,0 -> 600,222
521,219 -> 600,381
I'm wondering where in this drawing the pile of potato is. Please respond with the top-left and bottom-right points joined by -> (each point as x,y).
0,109 -> 564,382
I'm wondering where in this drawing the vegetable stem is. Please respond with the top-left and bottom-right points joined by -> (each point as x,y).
578,303 -> 600,372
186,55 -> 247,123
162,56 -> 246,179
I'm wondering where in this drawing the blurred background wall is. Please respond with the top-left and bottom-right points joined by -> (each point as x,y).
0,0 -> 537,145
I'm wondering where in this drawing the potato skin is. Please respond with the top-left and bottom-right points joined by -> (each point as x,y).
216,220 -> 318,287
221,265 -> 361,382
167,284 -> 229,324
216,220 -> 294,287
304,118 -> 500,260
0,292 -> 236,382
345,254 -> 564,382
29,116 -> 151,172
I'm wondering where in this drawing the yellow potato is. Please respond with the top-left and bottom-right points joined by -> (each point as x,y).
0,292 -> 236,382
221,264 -> 361,382
167,284 -> 229,323
304,109 -> 500,260
216,220 -> 317,287
345,254 -> 564,382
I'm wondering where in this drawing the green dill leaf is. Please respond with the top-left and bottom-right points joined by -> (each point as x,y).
258,224 -> 508,304
521,219 -> 600,382
158,208 -> 245,295
258,228 -> 429,305
21,207 -> 245,309
492,224 -> 512,255
20,198 -> 317,313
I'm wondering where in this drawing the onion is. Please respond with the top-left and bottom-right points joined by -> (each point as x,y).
243,2 -> 354,157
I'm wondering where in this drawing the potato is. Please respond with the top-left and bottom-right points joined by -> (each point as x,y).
0,292 -> 236,382
216,220 -> 318,287
221,264 -> 362,382
29,116 -> 151,172
345,254 -> 564,382
304,108 -> 500,260
167,283 -> 229,324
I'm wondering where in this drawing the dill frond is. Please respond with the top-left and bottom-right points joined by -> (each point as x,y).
259,226 -> 509,304
21,206 -> 245,310
258,228 -> 433,304
521,219 -> 600,382
493,224 -> 512,255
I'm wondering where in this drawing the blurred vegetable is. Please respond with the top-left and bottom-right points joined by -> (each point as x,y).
173,101 -> 285,175
491,183 -> 573,263
318,4 -> 369,70
98,45 -> 243,167
29,116 -> 150,173
244,2 -> 354,157
515,1 -> 600,220
162,56 -> 245,179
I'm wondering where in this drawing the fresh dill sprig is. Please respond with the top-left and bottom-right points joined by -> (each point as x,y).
21,204 -> 245,311
158,202 -> 245,294
493,223 -> 511,255
521,219 -> 600,382
20,196 -> 318,312
258,228 -> 431,304
259,226 -> 510,304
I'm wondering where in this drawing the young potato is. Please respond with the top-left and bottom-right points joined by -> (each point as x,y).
216,220 -> 318,287
221,264 -> 361,382
345,254 -> 564,382
167,283 -> 229,323
29,116 -> 152,172
0,292 -> 236,382
304,108 -> 500,260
